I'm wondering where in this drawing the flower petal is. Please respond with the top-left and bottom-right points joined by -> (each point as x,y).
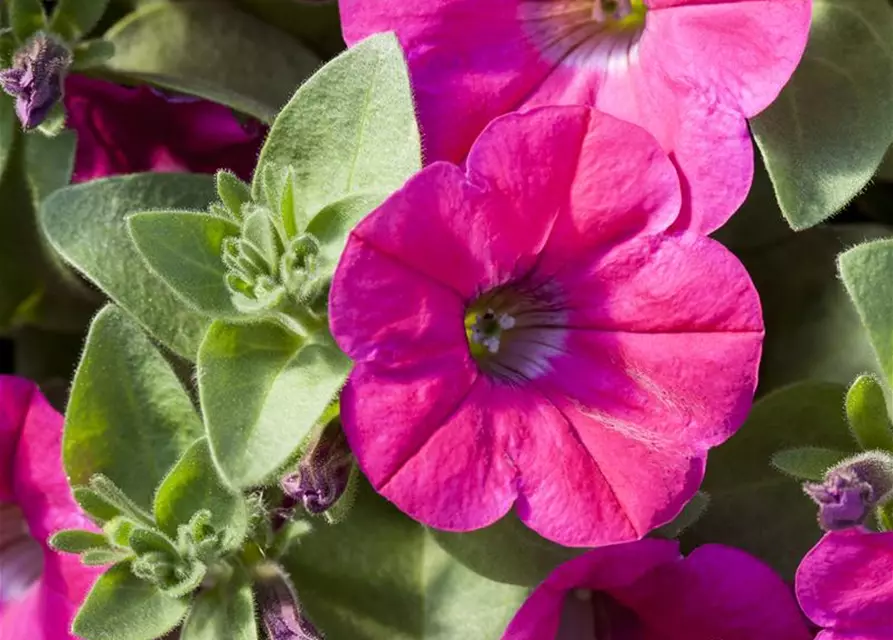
620,544 -> 813,640
340,0 -> 550,163
796,529 -> 893,636
329,232 -> 467,368
0,377 -> 35,502
501,539 -> 680,640
644,0 -> 812,118
348,377 -> 517,531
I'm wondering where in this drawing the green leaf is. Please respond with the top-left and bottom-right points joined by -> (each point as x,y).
50,529 -> 111,554
654,492 -> 711,539
307,192 -> 387,266
198,321 -> 351,487
846,374 -> 893,452
682,382 -> 858,578
181,582 -> 258,640
128,211 -> 240,318
65,305 -> 204,510
215,170 -> 251,221
41,173 -> 217,359
72,38 -> 115,70
254,32 -> 421,217
839,238 -> 893,386
103,1 -> 319,123
771,447 -> 851,481
232,0 -> 343,59
129,527 -> 179,558
73,487 -> 122,524
153,437 -> 248,544
752,0 -> 893,229
9,0 -> 46,41
81,548 -> 132,566
284,480 -> 531,639
49,0 -> 109,41
73,563 -> 190,640
739,225 -> 890,394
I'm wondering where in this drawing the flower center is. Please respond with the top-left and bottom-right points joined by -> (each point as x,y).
559,589 -> 644,639
464,283 -> 567,383
519,0 -> 648,68
0,503 -> 43,603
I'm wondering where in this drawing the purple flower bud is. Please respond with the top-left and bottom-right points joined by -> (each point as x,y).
255,563 -> 324,640
281,420 -> 352,515
804,451 -> 893,531
0,33 -> 72,129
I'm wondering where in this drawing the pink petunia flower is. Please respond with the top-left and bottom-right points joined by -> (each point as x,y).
328,106 -> 763,546
63,75 -> 265,184
502,539 -> 813,639
796,528 -> 893,640
340,0 -> 811,233
0,376 -> 102,639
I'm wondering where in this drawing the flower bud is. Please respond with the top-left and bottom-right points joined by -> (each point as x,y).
281,419 -> 353,517
255,562 -> 323,640
804,451 -> 893,531
0,33 -> 72,129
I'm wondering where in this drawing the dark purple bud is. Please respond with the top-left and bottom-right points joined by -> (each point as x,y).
281,420 -> 352,515
0,33 -> 72,129
804,451 -> 893,531
255,563 -> 324,640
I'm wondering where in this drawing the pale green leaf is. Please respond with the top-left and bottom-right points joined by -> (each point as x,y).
752,0 -> 893,229
9,0 -> 46,41
771,447 -> 851,481
73,564 -> 189,640
103,1 -> 319,123
153,437 -> 248,544
253,32 -> 421,217
128,211 -> 240,318
198,321 -> 351,487
307,192 -> 387,266
846,374 -> 893,452
49,0 -> 110,42
181,582 -> 257,640
65,305 -> 203,510
839,238 -> 893,385
682,382 -> 858,578
50,529 -> 110,554
284,481 -> 531,639
40,173 -> 217,359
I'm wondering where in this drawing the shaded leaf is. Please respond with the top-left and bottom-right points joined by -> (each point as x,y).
49,0 -> 110,41
846,374 -> 893,452
771,447 -> 851,481
181,581 -> 258,640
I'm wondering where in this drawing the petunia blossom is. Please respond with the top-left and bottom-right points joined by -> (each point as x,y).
329,106 -> 763,547
340,0 -> 812,233
796,528 -> 893,640
63,75 -> 265,183
502,539 -> 813,639
0,376 -> 102,639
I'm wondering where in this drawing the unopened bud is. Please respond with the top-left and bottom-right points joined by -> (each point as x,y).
281,420 -> 352,516
804,451 -> 893,531
0,33 -> 72,129
255,562 -> 323,640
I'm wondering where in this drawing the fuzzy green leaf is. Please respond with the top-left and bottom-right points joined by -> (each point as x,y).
253,32 -> 421,217
216,171 -> 251,221
65,306 -> 203,511
284,480 -> 531,639
771,447 -> 851,481
49,0 -> 110,41
752,0 -> 893,229
73,564 -> 189,640
682,382 -> 858,578
103,1 -> 318,123
306,192 -> 387,266
153,437 -> 248,545
50,529 -> 110,554
198,321 -> 351,487
128,211 -> 241,318
72,487 -> 122,524
9,0 -> 46,41
181,582 -> 258,640
41,174 -> 217,359
846,374 -> 893,452
839,238 -> 893,386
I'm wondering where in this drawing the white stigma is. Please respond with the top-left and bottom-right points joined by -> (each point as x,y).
470,309 -> 516,355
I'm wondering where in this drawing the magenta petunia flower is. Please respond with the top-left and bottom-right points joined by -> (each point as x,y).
329,106 -> 763,546
340,0 -> 811,233
796,529 -> 893,640
63,75 -> 265,184
0,376 -> 102,639
502,539 -> 813,639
